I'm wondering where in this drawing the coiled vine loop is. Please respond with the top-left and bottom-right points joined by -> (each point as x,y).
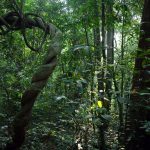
0,2 -> 62,150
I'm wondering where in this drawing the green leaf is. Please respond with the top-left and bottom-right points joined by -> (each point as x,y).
72,45 -> 89,51
139,93 -> 150,96
56,96 -> 67,101
101,115 -> 111,121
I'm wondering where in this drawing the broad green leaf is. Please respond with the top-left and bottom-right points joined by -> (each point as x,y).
101,115 -> 112,121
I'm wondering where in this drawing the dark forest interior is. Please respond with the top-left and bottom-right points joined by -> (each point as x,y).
0,0 -> 150,150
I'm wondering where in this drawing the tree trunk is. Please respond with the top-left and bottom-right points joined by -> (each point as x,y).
106,0 -> 114,108
125,0 -> 150,149
97,1 -> 107,150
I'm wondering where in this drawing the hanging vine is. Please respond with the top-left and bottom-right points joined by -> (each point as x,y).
0,1 -> 62,149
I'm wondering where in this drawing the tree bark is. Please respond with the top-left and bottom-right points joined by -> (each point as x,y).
106,0 -> 114,108
125,0 -> 150,149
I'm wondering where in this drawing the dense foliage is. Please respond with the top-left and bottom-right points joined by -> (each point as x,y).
0,0 -> 149,150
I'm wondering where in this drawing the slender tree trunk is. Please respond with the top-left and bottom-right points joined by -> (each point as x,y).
93,0 -> 106,149
97,1 -> 107,150
125,0 -> 150,149
120,0 -> 126,126
93,0 -> 101,144
118,1 -> 126,146
106,0 -> 114,108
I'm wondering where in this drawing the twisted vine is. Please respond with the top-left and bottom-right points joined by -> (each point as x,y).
0,8 -> 62,150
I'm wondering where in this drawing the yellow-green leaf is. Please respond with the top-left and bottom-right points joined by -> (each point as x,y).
97,101 -> 103,108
